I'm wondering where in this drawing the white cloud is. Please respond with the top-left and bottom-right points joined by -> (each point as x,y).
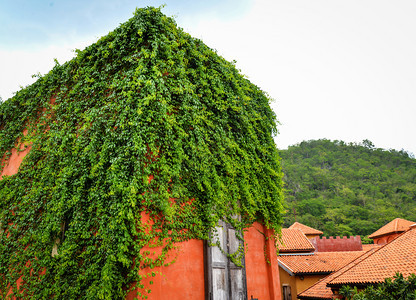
0,40 -> 94,100
182,0 -> 416,154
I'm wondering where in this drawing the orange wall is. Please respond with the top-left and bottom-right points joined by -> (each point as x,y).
279,267 -> 325,299
127,238 -> 206,300
0,129 -> 30,178
305,234 -> 321,240
129,221 -> 282,300
245,222 -> 282,300
279,266 -> 297,294
373,233 -> 400,245
295,274 -> 325,295
2,132 -> 282,300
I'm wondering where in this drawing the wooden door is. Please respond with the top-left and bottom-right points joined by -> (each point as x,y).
205,220 -> 247,300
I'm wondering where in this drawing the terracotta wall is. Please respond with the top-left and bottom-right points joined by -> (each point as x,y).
1,131 -> 31,297
126,238 -> 206,300
373,233 -> 400,245
295,274 -> 326,295
279,267 -> 297,298
0,129 -> 30,179
310,235 -> 363,252
305,234 -> 321,240
245,222 -> 281,300
279,268 -> 325,299
128,221 -> 282,300
1,134 -> 282,300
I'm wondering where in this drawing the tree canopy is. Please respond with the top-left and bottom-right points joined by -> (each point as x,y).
280,139 -> 416,238
340,273 -> 416,300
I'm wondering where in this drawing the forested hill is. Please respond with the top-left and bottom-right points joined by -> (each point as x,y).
280,139 -> 416,238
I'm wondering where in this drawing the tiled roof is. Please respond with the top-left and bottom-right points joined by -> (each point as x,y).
289,222 -> 323,236
278,251 -> 366,275
328,225 -> 416,286
368,218 -> 415,239
361,243 -> 382,252
298,249 -> 377,299
277,228 -> 315,253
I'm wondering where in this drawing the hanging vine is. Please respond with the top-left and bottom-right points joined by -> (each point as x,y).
0,6 -> 284,299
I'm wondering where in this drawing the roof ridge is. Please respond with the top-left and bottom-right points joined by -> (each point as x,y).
393,218 -> 399,232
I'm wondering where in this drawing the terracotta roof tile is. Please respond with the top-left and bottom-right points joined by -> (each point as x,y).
298,249 -> 377,299
329,225 -> 416,286
278,251 -> 366,275
289,222 -> 323,235
368,218 -> 415,239
277,228 -> 315,253
361,243 -> 382,252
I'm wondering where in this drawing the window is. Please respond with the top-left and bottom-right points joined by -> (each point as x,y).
283,284 -> 292,300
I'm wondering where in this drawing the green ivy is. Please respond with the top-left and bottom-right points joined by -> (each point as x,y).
0,7 -> 284,299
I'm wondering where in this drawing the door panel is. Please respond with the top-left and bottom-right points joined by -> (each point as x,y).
212,225 -> 227,264
230,268 -> 245,300
212,268 -> 227,300
206,220 -> 247,300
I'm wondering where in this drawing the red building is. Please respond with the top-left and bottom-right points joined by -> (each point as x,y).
288,222 -> 323,240
277,224 -> 365,300
0,7 -> 283,300
299,221 -> 416,299
368,217 -> 416,245
1,130 -> 282,299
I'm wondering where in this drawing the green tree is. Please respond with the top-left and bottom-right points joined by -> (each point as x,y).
340,273 -> 416,300
280,139 -> 416,237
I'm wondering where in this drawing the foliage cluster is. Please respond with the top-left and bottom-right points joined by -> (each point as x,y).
0,7 -> 283,299
280,139 -> 416,237
340,273 -> 416,300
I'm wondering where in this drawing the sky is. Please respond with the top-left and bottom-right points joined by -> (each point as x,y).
1,0 -> 415,155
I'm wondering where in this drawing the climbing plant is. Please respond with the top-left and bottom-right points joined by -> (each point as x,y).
0,6 -> 284,299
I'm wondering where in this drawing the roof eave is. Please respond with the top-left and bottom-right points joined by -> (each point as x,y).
278,249 -> 315,254
295,271 -> 332,276
278,260 -> 294,276
368,231 -> 404,239
298,295 -> 334,300
327,281 -> 381,289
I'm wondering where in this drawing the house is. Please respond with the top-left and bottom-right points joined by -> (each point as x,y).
277,225 -> 365,300
368,217 -> 416,245
298,222 -> 416,299
297,248 -> 378,300
327,223 -> 416,293
0,7 -> 283,300
288,222 -> 362,252
279,250 -> 365,300
289,222 -> 323,240
277,228 -> 315,254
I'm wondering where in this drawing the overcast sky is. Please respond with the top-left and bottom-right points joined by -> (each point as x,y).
1,0 -> 415,155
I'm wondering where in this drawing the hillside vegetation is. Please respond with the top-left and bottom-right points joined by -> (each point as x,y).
280,139 -> 416,237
